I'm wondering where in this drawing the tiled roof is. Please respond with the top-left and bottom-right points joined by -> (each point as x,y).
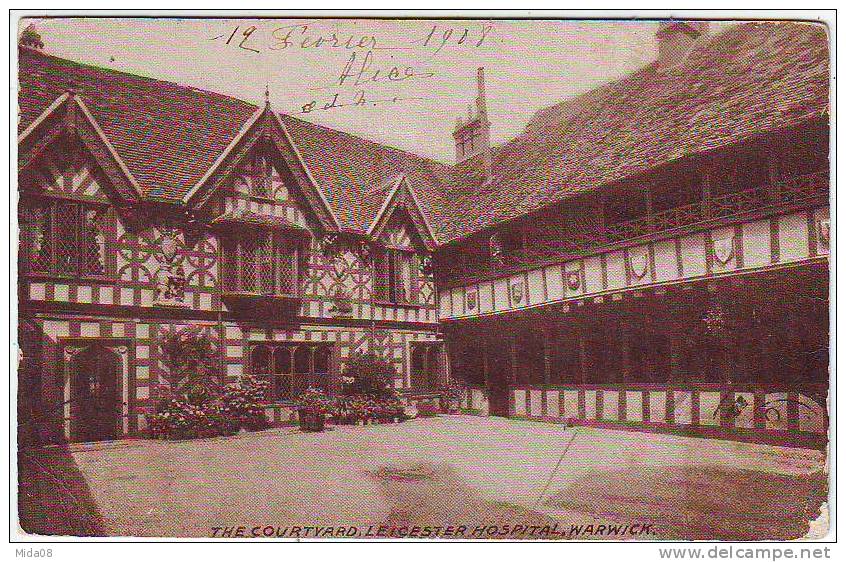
18,48 -> 257,202
17,47 -> 452,235
210,209 -> 306,231
18,21 -> 829,245
438,21 -> 830,242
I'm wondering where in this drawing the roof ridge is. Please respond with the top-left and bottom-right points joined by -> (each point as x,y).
279,112 -> 453,169
22,48 -> 455,171
21,47 -> 259,110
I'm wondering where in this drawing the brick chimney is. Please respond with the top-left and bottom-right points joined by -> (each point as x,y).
655,21 -> 708,67
19,23 -> 45,51
452,67 -> 492,182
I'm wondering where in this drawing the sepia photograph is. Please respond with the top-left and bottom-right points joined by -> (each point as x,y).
10,9 -> 834,546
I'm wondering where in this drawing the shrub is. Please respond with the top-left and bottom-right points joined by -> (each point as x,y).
341,352 -> 398,399
294,387 -> 336,416
437,379 -> 467,413
333,395 -> 406,424
220,376 -> 271,431
147,390 -> 238,440
417,401 -> 441,417
149,380 -> 270,440
158,325 -> 220,386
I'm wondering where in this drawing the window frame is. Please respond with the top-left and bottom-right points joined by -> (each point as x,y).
249,342 -> 335,402
223,228 -> 300,297
373,246 -> 418,306
21,195 -> 111,280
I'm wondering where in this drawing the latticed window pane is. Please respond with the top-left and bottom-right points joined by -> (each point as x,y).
21,200 -> 109,277
251,346 -> 272,374
81,208 -> 105,276
394,250 -> 414,304
53,202 -> 80,274
314,346 -> 331,374
274,234 -> 298,295
373,250 -> 391,301
239,236 -> 259,292
273,347 -> 292,374
21,204 -> 50,273
258,233 -> 276,295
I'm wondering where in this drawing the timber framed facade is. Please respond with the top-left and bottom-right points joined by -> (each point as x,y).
17,20 -> 830,447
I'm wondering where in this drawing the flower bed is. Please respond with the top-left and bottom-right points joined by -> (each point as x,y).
148,376 -> 270,440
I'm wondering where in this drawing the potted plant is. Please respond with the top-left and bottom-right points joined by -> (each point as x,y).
294,388 -> 334,432
437,379 -> 467,413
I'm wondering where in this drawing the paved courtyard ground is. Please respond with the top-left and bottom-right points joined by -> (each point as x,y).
18,415 -> 828,540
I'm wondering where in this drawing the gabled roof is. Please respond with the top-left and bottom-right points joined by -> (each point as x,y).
17,46 -> 452,238
18,91 -> 143,202
438,21 -> 830,242
366,175 -> 438,251
18,47 -> 258,202
184,106 -> 341,231
17,21 -> 830,246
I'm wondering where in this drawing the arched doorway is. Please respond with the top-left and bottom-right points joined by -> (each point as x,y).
70,345 -> 121,442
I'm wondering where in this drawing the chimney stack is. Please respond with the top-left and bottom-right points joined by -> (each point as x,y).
655,21 -> 708,67
453,67 -> 492,182
19,23 -> 44,51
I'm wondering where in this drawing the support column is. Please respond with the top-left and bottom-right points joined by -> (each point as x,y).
542,325 -> 552,385
669,334 -> 681,383
621,319 -> 632,384
701,160 -> 712,219
509,334 -> 518,385
578,335 -> 588,385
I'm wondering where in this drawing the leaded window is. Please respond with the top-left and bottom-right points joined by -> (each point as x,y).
373,248 -> 417,304
223,229 -> 299,295
20,199 -> 107,277
249,343 -> 334,401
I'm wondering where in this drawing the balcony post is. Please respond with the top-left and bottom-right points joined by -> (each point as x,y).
542,324 -> 552,385
578,335 -> 588,385
767,152 -> 781,202
701,160 -> 712,220
645,180 -> 655,231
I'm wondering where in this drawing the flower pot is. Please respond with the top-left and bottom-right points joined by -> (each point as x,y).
298,410 -> 326,432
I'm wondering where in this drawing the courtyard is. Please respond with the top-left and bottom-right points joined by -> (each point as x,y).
18,416 -> 828,540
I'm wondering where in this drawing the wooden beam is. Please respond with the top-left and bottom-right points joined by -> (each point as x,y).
542,325 -> 552,385
701,158 -> 712,219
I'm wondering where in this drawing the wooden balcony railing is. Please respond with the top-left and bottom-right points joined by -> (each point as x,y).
439,170 -> 828,285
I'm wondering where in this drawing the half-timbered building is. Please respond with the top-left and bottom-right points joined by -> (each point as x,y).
18,21 -> 830,446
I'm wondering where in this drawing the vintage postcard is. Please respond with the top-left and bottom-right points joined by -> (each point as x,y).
11,11 -> 833,546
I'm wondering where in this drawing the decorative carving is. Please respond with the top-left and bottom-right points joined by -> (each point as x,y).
63,345 -> 87,361
328,288 -> 354,317
419,253 -> 434,277
510,282 -> 524,305
629,247 -> 649,279
153,227 -> 187,306
466,290 -> 477,310
489,233 -> 504,265
566,269 -> 582,292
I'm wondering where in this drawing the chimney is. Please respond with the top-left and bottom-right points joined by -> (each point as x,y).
19,23 -> 44,51
453,67 -> 492,181
655,21 -> 708,67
